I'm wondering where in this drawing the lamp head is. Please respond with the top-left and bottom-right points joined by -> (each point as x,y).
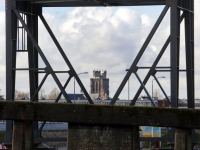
159,76 -> 165,78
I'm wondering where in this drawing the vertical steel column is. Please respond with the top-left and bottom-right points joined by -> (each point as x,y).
170,0 -> 180,108
183,0 -> 195,147
5,0 -> 17,145
27,5 -> 39,102
170,0 -> 180,147
27,4 -> 40,142
184,0 -> 194,108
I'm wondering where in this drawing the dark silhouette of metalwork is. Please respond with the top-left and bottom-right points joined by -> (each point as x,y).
5,0 -> 195,147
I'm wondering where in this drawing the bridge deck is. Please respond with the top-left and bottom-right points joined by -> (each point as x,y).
0,101 -> 199,128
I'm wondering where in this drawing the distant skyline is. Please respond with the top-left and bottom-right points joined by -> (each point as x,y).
0,1 -> 200,100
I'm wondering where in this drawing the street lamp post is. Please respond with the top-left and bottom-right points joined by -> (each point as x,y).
74,72 -> 88,103
152,76 -> 165,99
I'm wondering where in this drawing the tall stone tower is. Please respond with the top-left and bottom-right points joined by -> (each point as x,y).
90,70 -> 109,100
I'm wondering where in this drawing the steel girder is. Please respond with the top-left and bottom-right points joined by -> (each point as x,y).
14,0 -> 166,7
5,0 -> 195,147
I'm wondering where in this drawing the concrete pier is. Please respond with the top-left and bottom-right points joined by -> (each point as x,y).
12,121 -> 34,150
174,128 -> 193,150
12,121 -> 25,150
67,124 -> 140,150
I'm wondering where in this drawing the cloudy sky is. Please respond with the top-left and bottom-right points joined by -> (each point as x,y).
0,0 -> 200,100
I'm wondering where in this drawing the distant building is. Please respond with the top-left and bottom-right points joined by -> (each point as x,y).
67,94 -> 86,100
158,99 -> 170,107
90,70 -> 109,100
135,96 -> 158,107
157,97 -> 200,108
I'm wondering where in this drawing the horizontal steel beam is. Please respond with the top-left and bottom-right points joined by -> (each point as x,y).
15,0 -> 166,7
0,101 -> 200,129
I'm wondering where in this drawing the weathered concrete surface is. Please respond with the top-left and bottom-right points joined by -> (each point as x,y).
132,125 -> 140,149
12,121 -> 25,150
12,121 -> 34,150
174,128 -> 193,150
67,124 -> 136,150
24,121 -> 34,150
0,101 -> 200,128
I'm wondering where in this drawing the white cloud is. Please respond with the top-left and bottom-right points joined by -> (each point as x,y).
194,0 -> 200,97
60,7 -> 113,34
0,11 -> 5,96
0,0 -> 5,8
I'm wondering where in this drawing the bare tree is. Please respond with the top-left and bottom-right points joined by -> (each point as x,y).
48,87 -> 59,100
15,90 -> 29,99
39,88 -> 47,99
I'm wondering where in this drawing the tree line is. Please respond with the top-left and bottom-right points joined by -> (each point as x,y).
15,87 -> 61,100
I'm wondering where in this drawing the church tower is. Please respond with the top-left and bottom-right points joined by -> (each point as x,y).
90,70 -> 109,100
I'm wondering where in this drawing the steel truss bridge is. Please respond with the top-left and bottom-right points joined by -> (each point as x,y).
4,0 -> 195,149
